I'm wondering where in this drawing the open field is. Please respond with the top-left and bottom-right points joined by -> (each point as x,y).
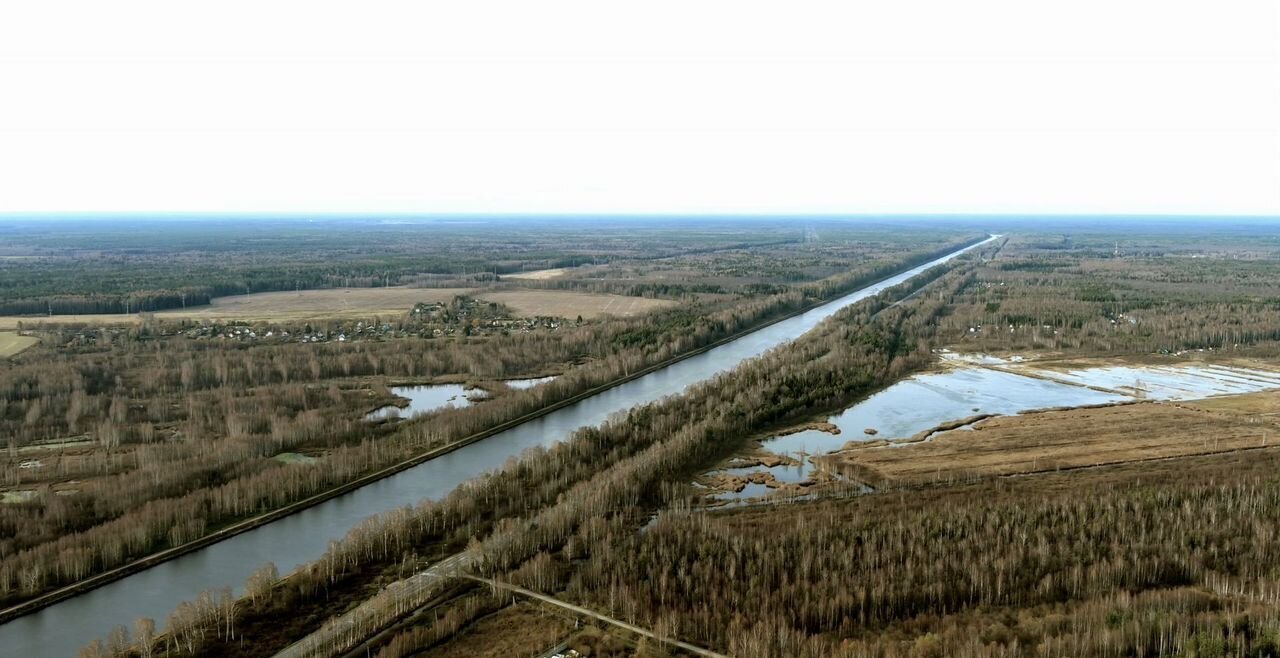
0,287 -> 474,327
3,217 -> 971,319
0,315 -> 147,329
0,286 -> 677,326
1185,388 -> 1280,414
168,287 -> 472,319
820,394 -> 1279,486
502,267 -> 572,280
477,289 -> 677,319
0,331 -> 38,357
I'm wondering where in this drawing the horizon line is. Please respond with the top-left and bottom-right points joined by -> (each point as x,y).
2,211 -> 1280,221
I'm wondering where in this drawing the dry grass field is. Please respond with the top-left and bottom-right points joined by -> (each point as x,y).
0,314 -> 146,329
0,287 -> 474,327
1186,388 -> 1280,414
501,267 -> 571,280
0,286 -> 675,326
167,287 -> 473,320
477,289 -> 676,319
0,331 -> 38,356
820,394 -> 1280,487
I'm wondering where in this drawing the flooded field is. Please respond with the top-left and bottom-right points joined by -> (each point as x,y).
504,376 -> 557,390
707,358 -> 1280,502
824,399 -> 1280,487
364,384 -> 486,421
366,376 -> 559,421
1030,364 -> 1280,399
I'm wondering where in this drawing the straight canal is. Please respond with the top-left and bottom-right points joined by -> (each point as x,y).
0,236 -> 997,656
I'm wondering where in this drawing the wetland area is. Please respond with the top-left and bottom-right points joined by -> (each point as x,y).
705,355 -> 1280,502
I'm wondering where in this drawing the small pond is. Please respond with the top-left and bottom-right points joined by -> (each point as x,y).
504,376 -> 557,390
365,376 -> 560,422
365,384 -> 488,422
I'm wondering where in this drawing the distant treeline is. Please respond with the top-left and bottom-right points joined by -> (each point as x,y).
0,261 -> 595,316
0,219 -> 971,317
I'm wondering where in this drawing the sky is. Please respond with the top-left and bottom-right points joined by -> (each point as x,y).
1,1 -> 1278,216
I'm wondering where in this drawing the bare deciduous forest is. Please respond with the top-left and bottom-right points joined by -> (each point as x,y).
0,219 -> 976,609
7,218 -> 1280,658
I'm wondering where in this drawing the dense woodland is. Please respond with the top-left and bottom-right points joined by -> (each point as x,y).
108,245 -> 984,657
112,223 -> 1280,658
0,217 -> 615,315
0,218 -> 956,315
937,230 -> 1280,356
13,219 -> 1280,658
0,227 -> 979,608
568,450 -> 1280,657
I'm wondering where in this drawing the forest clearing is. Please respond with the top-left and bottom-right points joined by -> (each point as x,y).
501,267 -> 573,280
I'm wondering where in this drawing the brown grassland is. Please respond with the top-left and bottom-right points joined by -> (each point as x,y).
0,287 -> 675,327
1187,388 -> 1280,414
502,267 -> 574,280
163,287 -> 472,320
0,288 -> 468,327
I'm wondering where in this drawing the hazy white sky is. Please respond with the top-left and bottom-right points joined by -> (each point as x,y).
2,1 -> 1278,215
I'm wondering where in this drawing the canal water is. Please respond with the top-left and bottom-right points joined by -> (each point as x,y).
0,236 -> 996,656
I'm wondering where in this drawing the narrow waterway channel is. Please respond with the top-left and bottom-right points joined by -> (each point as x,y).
0,236 -> 996,656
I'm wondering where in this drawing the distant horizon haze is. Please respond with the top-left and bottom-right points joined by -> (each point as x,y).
2,213 -> 1279,222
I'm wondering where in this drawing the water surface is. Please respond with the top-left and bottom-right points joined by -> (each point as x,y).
364,384 -> 484,421
710,361 -> 1280,502
504,376 -> 557,390
710,367 -> 1126,500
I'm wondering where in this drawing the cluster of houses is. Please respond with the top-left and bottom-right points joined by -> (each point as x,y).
170,313 -> 567,343
39,296 -> 578,348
